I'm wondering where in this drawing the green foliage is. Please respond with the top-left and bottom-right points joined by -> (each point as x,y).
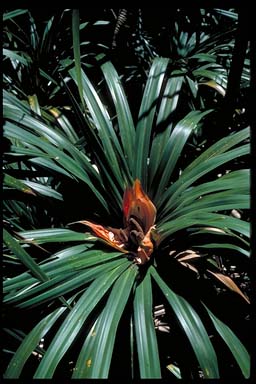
3,8 -> 250,379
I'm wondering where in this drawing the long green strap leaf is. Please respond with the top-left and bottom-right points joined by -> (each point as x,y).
67,66 -> 125,213
12,259 -> 127,309
195,243 -> 249,257
3,173 -> 36,196
133,272 -> 161,378
4,248 -> 123,294
72,9 -> 85,111
150,267 -> 219,378
4,102 -> 99,174
4,121 -> 109,213
4,297 -> 74,378
17,228 -> 95,244
3,228 -> 71,309
158,212 -> 249,242
134,57 -> 169,187
4,90 -> 109,213
158,126 -> 249,215
3,229 -> 49,283
148,74 -> 184,189
159,144 -> 249,219
101,61 -> 135,181
193,68 -> 227,86
4,244 -> 90,294
34,260 -> 131,378
4,271 -> 74,305
173,169 -> 250,213
203,304 -> 250,378
21,180 -> 63,201
72,264 -> 137,378
40,16 -> 54,56
169,190 -> 249,220
69,66 -> 124,193
153,110 -> 212,203
3,9 -> 28,21
29,156 -> 74,178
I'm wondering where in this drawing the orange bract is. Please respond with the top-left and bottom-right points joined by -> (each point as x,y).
123,179 -> 156,233
77,220 -> 128,253
77,179 -> 157,264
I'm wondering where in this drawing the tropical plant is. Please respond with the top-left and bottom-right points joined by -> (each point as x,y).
3,9 -> 250,380
3,9 -> 110,106
111,8 -> 250,129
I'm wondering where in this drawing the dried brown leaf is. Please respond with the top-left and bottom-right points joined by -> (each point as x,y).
207,270 -> 250,304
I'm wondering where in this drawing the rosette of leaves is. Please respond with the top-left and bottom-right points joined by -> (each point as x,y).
3,12 -> 250,380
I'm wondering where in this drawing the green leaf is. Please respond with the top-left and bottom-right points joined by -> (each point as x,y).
3,229 -> 49,283
153,110 -> 212,203
33,260 -> 131,378
214,9 -> 238,20
3,173 -> 36,195
151,267 -> 219,378
173,169 -> 250,213
4,99 -> 90,167
158,212 -> 249,242
195,243 -> 249,257
4,297 -> 74,378
18,228 -> 94,244
3,48 -> 31,66
4,271 -> 73,305
133,272 -> 161,378
9,259 -> 127,309
21,181 -> 63,201
159,127 -> 249,217
28,157 -> 73,178
48,107 -> 79,143
170,190 -> 249,219
190,53 -> 217,63
3,248 -> 124,295
28,12 -> 38,51
186,75 -> 198,98
130,315 -> 135,378
192,68 -> 227,88
73,264 -> 137,378
148,74 -> 184,190
4,119 -> 109,213
199,80 -> 226,96
3,9 -> 28,21
203,304 -> 250,378
72,9 -> 85,111
39,16 -> 56,58
4,90 -> 109,212
134,57 -> 169,187
93,20 -> 109,26
101,60 -> 135,180
69,66 -> 125,204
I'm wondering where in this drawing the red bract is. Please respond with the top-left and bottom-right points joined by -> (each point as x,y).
78,179 -> 157,264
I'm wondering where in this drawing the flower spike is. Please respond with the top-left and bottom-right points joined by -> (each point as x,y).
77,179 -> 158,264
